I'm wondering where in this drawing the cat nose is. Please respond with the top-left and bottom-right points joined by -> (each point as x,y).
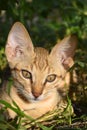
32,91 -> 41,98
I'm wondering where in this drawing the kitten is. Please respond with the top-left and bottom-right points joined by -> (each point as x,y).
0,22 -> 77,119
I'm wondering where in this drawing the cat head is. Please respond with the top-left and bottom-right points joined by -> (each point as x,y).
5,22 -> 77,101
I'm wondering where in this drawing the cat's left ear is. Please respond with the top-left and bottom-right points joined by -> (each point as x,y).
5,22 -> 34,63
49,35 -> 77,69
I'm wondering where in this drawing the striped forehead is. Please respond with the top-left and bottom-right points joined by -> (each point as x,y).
33,47 -> 49,71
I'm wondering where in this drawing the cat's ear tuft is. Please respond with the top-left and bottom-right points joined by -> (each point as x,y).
5,22 -> 34,62
50,35 -> 77,69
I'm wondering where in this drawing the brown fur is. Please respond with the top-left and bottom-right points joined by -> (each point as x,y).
0,22 -> 77,119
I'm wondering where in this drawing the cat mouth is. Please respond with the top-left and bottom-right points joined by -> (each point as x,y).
30,95 -> 44,102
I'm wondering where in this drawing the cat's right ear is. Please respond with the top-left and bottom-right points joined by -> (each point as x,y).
5,22 -> 34,64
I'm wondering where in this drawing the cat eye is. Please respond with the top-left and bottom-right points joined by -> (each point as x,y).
21,70 -> 32,79
46,74 -> 56,82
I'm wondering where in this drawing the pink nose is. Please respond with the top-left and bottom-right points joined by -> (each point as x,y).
32,91 -> 41,98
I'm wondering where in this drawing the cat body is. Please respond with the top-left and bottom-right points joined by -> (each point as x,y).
0,22 -> 77,119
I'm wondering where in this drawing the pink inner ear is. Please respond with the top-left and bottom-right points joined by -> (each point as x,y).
62,57 -> 74,69
15,46 -> 23,57
60,51 -> 67,63
6,44 -> 16,60
6,43 -> 23,61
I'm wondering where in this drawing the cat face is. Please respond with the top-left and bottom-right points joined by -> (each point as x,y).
5,22 -> 77,102
9,47 -> 65,102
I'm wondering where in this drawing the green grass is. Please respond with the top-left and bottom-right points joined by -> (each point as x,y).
0,0 -> 87,129
0,95 -> 87,130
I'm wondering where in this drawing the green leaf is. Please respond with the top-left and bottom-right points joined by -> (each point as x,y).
38,123 -> 54,130
0,100 -> 33,121
75,61 -> 85,68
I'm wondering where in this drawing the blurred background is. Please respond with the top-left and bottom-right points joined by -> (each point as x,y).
0,0 -> 87,115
